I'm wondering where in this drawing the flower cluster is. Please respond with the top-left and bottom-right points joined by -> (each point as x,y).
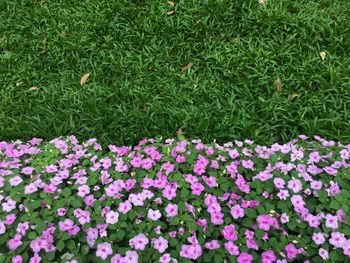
0,135 -> 350,262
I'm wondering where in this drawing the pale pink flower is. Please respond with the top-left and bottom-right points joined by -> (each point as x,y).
96,242 -> 113,260
152,236 -> 168,253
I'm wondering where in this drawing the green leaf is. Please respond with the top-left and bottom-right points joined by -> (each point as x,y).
66,240 -> 76,250
62,188 -> 72,197
56,239 -> 65,252
245,208 -> 257,219
27,231 -> 37,240
170,217 -> 180,226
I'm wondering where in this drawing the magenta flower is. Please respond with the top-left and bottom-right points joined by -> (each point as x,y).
29,253 -> 41,263
237,252 -> 253,263
230,205 -> 245,219
179,244 -> 202,260
222,224 -> 237,241
96,242 -> 113,260
261,250 -> 276,263
224,241 -> 239,255
204,240 -> 220,250
118,201 -> 132,214
159,253 -> 171,263
12,255 -> 22,263
165,203 -> 178,218
8,234 -> 22,250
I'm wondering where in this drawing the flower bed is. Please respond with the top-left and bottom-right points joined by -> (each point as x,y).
1,135 -> 350,262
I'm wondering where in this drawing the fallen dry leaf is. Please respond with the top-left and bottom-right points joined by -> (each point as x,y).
16,81 -> 24,87
274,78 -> 282,92
181,63 -> 193,73
167,1 -> 175,7
61,31 -> 68,38
290,93 -> 299,101
176,128 -> 183,136
258,0 -> 266,5
80,73 -> 90,86
166,10 -> 175,16
319,51 -> 326,61
29,86 -> 39,91
143,104 -> 148,112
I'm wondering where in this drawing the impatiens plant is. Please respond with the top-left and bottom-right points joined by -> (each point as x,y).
1,135 -> 350,262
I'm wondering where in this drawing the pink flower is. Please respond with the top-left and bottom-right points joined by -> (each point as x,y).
118,201 -> 132,214
210,212 -> 224,225
12,255 -> 22,263
96,242 -> 113,260
273,178 -> 285,189
257,215 -> 276,231
179,244 -> 202,260
225,241 -> 239,255
230,205 -> 245,219
129,234 -> 149,251
29,253 -> 41,263
152,236 -> 168,253
57,208 -> 66,216
261,250 -> 276,263
246,239 -> 259,250
8,234 -> 22,250
162,185 -> 177,200
16,222 -> 29,235
162,162 -> 175,174
329,232 -> 346,248
237,252 -> 253,263
312,233 -> 325,245
21,167 -> 34,175
148,209 -> 162,221
222,224 -> 237,241
285,243 -> 301,260
59,219 -> 74,231
159,253 -> 171,263
280,213 -> 289,224
124,251 -> 139,263
319,248 -> 329,260
105,211 -> 119,224
325,214 -> 338,229
5,214 -> 16,225
191,182 -> 205,196
165,204 -> 178,218
77,185 -> 90,198
9,176 -> 23,186
288,179 -> 302,193
204,240 -> 220,250
0,221 -> 6,234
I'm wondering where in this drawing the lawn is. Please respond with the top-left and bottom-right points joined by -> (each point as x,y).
1,0 -> 350,146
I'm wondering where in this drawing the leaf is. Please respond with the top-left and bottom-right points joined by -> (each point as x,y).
181,62 -> 193,72
176,128 -> 183,136
258,0 -> 266,5
166,10 -> 175,16
289,93 -> 299,101
143,104 -> 148,112
61,31 -> 68,38
274,78 -> 282,92
29,86 -> 39,91
167,1 -> 175,7
80,73 -> 90,86
319,51 -> 326,61
245,208 -> 257,219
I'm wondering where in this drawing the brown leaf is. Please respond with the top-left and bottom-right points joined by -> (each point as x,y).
176,128 -> 183,136
80,73 -> 90,86
274,78 -> 282,92
181,63 -> 193,73
143,104 -> 148,112
61,31 -> 68,38
167,1 -> 175,7
29,86 -> 39,91
258,0 -> 266,5
289,93 -> 299,101
319,51 -> 326,61
166,10 -> 175,16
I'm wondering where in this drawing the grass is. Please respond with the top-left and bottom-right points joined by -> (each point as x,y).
1,0 -> 350,146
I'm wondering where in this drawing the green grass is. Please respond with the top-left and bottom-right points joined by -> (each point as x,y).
1,0 -> 350,146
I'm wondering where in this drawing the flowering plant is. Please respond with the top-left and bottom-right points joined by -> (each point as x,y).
1,135 -> 350,262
